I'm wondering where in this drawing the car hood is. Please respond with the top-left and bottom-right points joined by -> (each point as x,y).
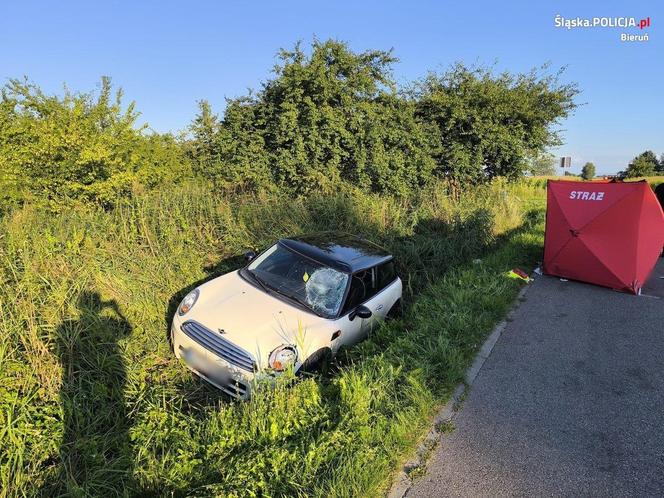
183,271 -> 330,366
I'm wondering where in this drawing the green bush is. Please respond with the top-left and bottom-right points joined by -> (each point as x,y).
0,77 -> 189,209
0,40 -> 579,207
188,40 -> 578,197
414,63 -> 578,190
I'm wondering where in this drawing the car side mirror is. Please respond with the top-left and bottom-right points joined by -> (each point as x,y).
349,304 -> 372,321
244,250 -> 256,262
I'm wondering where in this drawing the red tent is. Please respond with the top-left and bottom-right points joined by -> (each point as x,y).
543,180 -> 664,294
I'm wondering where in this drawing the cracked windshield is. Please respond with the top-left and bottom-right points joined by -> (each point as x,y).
247,244 -> 349,317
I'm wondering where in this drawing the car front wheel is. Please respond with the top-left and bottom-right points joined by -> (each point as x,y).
298,347 -> 332,375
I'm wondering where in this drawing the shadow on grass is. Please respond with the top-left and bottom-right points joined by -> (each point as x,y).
43,291 -> 132,496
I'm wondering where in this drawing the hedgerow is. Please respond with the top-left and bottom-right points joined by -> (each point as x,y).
1,40 -> 578,208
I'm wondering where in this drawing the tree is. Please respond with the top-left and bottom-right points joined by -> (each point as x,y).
188,41 -> 579,196
581,162 -> 596,180
635,150 -> 659,169
659,153 -> 664,173
193,39 -> 436,195
414,63 -> 579,190
622,151 -> 658,178
189,100 -> 220,169
527,151 -> 557,176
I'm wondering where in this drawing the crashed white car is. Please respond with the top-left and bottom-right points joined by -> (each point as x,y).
171,232 -> 402,398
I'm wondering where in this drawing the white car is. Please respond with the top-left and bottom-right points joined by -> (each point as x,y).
171,232 -> 403,399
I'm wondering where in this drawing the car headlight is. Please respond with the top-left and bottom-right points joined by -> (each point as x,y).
268,345 -> 298,372
178,289 -> 199,316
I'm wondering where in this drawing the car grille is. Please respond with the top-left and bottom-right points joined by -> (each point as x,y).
180,320 -> 256,372
218,378 -> 249,398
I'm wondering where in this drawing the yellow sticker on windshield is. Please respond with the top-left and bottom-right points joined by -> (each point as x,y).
303,271 -> 310,282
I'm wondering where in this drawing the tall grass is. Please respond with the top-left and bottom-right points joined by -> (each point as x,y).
0,180 -> 545,496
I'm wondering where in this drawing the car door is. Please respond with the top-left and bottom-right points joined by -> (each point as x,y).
337,268 -> 374,346
360,288 -> 382,336
373,259 -> 400,319
331,313 -> 363,351
360,260 -> 400,334
337,262 -> 401,345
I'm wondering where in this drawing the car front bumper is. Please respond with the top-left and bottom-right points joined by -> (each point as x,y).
171,317 -> 255,399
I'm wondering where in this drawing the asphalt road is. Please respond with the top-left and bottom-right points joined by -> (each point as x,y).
408,259 -> 664,498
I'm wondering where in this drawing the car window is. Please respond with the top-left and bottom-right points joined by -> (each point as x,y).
342,268 -> 379,314
375,260 -> 397,291
245,243 -> 349,317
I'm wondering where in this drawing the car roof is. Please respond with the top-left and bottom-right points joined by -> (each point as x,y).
279,232 -> 393,273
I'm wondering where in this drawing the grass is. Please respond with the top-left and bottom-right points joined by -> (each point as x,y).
527,175 -> 664,189
628,176 -> 664,188
0,179 -> 546,497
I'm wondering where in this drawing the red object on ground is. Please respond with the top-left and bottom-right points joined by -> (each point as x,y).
543,180 -> 664,294
512,268 -> 530,279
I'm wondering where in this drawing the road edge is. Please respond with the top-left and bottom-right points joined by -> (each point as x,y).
386,282 -> 532,498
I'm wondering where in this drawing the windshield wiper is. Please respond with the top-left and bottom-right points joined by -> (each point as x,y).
247,270 -> 271,294
282,292 -> 312,311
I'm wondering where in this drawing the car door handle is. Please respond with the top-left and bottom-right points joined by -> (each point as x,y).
376,304 -> 383,311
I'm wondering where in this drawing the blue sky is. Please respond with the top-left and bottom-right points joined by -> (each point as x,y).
2,0 -> 661,174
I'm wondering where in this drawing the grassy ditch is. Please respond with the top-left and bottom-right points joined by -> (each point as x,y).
0,180 -> 545,497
